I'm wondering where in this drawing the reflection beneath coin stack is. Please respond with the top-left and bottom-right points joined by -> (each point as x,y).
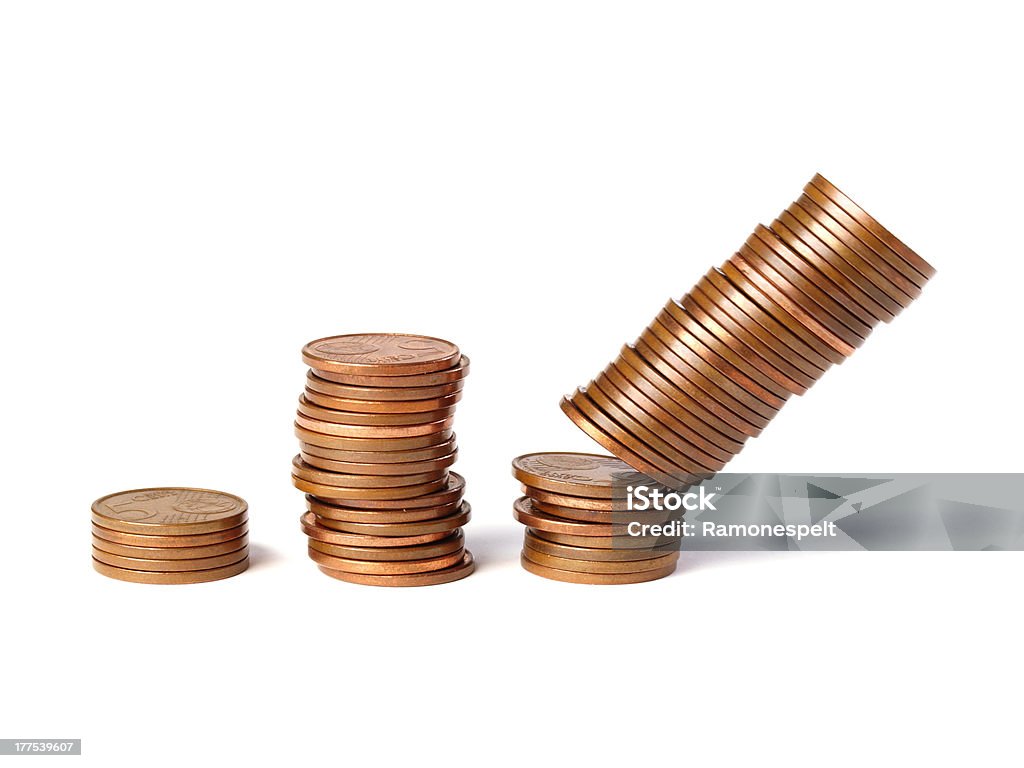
293,334 -> 474,586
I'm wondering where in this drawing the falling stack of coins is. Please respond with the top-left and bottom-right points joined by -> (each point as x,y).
561,173 -> 936,486
293,333 -> 475,586
512,452 -> 682,584
92,488 -> 249,584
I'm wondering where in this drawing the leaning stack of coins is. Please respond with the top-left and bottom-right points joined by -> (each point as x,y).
92,488 -> 249,584
512,452 -> 682,584
561,173 -> 936,486
293,334 -> 474,586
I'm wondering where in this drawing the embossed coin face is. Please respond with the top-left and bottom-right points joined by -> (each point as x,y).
91,488 -> 248,535
511,452 -> 650,498
302,334 -> 461,376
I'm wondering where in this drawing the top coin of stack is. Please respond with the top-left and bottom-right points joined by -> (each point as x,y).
92,488 -> 250,584
561,173 -> 936,487
294,334 -> 475,586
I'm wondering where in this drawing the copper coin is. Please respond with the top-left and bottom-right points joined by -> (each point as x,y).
524,530 -> 679,561
520,553 -> 676,584
308,545 -> 464,575
291,455 -> 445,488
93,546 -> 248,572
91,522 -> 248,548
749,224 -> 876,337
698,270 -> 831,375
317,551 -> 474,586
615,344 -> 752,444
307,495 -> 462,523
291,474 -> 447,501
783,203 -> 905,317
92,532 -> 249,560
308,472 -> 466,510
739,239 -> 868,347
93,557 -> 249,584
312,501 -> 470,535
294,412 -> 454,438
299,449 -> 458,476
298,395 -> 457,426
522,546 -> 679,574
298,434 -> 457,462
529,498 -> 676,525
590,371 -> 726,472
308,531 -> 465,562
809,174 -> 934,283
302,333 -> 461,376
513,495 -> 626,537
511,452 -> 647,498
303,385 -> 462,414
521,483 -> 631,511
305,372 -> 465,401
300,511 -> 453,546
295,423 -> 453,451
91,488 -> 248,535
529,527 -> 676,550
313,355 -> 470,387
801,185 -> 923,298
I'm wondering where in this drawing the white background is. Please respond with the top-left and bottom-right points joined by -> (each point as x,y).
1,2 -> 1021,766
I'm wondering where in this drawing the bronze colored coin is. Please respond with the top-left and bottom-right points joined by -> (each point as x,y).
520,553 -> 676,584
529,498 -> 677,525
312,501 -> 470,536
291,474 -> 447,501
636,333 -> 770,430
511,452 -> 647,498
298,396 -> 457,426
93,545 -> 248,572
303,386 -> 462,414
513,495 -> 625,537
301,511 -> 453,547
93,557 -> 249,584
299,448 -> 457,476
317,551 -> 474,587
522,483 -> 631,511
291,455 -> 445,488
749,224 -> 875,338
308,545 -> 464,574
524,530 -> 679,561
309,531 -> 465,562
801,185 -> 923,298
809,174 -> 934,283
522,546 -> 679,574
302,333 -> 461,376
590,371 -> 726,473
91,488 -> 248,535
307,494 -> 462,523
529,528 -> 676,550
298,434 -> 457,462
313,355 -> 470,388
92,522 -> 248,548
92,532 -> 249,560
294,424 -> 455,451
305,371 -> 465,401
616,344 -> 752,443
309,472 -> 466,510
294,412 -> 454,438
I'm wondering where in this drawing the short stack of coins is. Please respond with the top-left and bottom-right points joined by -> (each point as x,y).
92,488 -> 249,584
512,452 -> 682,584
293,333 -> 474,586
561,173 -> 936,486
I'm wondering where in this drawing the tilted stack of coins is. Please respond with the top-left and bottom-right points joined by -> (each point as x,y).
561,174 -> 936,487
293,334 -> 474,586
512,452 -> 682,584
92,488 -> 249,584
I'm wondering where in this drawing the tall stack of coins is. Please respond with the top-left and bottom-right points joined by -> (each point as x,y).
561,174 -> 936,486
92,488 -> 249,584
512,452 -> 682,584
294,334 -> 474,586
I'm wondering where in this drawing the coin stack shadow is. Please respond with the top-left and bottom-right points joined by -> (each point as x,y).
92,488 -> 250,584
561,173 -> 936,487
512,453 -> 682,584
293,334 -> 475,586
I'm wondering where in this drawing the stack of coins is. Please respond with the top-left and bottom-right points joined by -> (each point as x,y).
293,333 -> 475,586
512,452 -> 682,584
92,488 -> 249,584
561,174 -> 936,486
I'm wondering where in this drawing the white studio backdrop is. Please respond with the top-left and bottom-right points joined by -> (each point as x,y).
1,2 -> 1021,767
